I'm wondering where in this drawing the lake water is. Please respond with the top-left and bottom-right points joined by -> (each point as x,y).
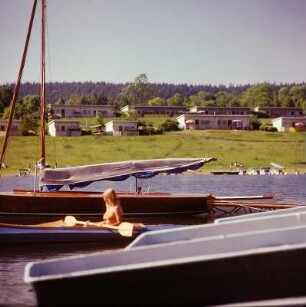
0,174 -> 305,306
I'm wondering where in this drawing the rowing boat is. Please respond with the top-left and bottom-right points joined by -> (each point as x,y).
0,218 -> 177,246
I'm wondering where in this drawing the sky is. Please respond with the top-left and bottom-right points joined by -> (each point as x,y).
0,0 -> 305,86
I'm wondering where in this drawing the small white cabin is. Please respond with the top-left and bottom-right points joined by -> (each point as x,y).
48,120 -> 81,137
177,114 -> 251,130
271,117 -> 306,132
105,120 -> 138,136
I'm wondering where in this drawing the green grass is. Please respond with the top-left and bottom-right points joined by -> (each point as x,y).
1,130 -> 305,175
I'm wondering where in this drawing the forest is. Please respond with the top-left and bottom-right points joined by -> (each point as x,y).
0,74 -> 306,117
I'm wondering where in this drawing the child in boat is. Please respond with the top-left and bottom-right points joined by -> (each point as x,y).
99,188 -> 123,226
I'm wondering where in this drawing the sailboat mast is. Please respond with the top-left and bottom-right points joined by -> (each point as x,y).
40,0 -> 46,168
0,0 -> 38,173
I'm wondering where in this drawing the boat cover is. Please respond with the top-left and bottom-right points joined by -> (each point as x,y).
39,158 -> 216,191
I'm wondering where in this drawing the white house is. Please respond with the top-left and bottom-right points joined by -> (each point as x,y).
177,113 -> 251,130
51,104 -> 115,118
271,117 -> 306,132
105,120 -> 138,136
0,119 -> 22,136
48,120 -> 81,137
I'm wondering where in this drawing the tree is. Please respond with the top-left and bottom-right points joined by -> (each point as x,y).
89,93 -> 108,105
289,85 -> 306,111
148,97 -> 166,106
67,94 -> 82,105
0,85 -> 13,110
240,83 -> 277,107
167,93 -> 185,106
94,114 -> 105,127
55,96 -> 66,105
20,114 -> 39,134
278,87 -> 293,107
215,92 -> 240,106
120,74 -> 155,105
188,91 -> 213,107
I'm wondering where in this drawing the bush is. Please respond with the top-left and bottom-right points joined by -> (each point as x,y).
250,116 -> 261,130
81,129 -> 92,136
159,119 -> 181,132
260,125 -> 277,132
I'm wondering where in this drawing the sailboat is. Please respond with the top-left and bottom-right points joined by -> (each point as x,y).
0,0 -> 285,222
0,0 -> 218,221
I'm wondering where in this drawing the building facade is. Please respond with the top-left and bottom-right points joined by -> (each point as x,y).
253,107 -> 303,118
48,120 -> 81,137
177,114 -> 251,130
121,105 -> 187,117
271,117 -> 306,132
105,120 -> 139,136
51,104 -> 115,118
189,106 -> 251,115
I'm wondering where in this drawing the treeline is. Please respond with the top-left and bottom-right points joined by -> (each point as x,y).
1,74 -> 306,113
3,81 -> 251,103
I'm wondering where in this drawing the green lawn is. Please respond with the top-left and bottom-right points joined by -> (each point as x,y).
1,130 -> 305,175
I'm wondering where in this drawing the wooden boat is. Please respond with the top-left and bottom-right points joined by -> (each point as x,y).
24,223 -> 306,306
0,217 -> 178,246
0,186 -> 281,221
126,206 -> 306,249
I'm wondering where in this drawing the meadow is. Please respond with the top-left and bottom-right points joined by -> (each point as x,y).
1,129 -> 305,175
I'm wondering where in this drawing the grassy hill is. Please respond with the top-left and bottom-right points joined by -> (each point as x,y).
1,130 -> 305,175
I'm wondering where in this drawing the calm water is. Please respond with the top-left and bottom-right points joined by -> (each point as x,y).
0,174 -> 305,306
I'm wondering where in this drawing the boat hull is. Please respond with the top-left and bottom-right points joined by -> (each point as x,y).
25,224 -> 306,306
33,247 -> 306,306
0,222 -> 177,246
0,190 -> 212,220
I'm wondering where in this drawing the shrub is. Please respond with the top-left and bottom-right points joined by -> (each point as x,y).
250,116 -> 261,130
159,119 -> 181,132
260,125 -> 277,132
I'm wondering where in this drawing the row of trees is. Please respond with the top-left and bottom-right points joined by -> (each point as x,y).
1,75 -> 306,116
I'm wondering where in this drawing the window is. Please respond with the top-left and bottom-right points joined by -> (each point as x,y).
61,126 -> 66,132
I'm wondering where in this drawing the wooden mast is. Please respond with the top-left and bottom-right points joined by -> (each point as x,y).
0,0 -> 38,174
40,0 -> 46,168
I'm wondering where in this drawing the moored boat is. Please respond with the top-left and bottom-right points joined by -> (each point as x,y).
126,206 -> 306,249
24,223 -> 306,306
0,218 -> 179,246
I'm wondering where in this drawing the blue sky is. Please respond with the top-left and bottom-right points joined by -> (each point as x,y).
0,0 -> 305,85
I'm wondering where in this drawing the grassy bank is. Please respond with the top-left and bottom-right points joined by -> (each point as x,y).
0,130 -> 305,175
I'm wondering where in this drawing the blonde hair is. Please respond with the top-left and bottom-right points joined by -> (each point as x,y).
103,188 -> 118,206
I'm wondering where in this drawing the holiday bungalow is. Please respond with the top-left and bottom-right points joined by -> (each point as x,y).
253,107 -> 303,118
48,120 -> 81,137
189,106 -> 251,115
177,113 -> 251,130
51,104 -> 115,118
121,105 -> 187,117
271,117 -> 306,132
105,119 -> 138,136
